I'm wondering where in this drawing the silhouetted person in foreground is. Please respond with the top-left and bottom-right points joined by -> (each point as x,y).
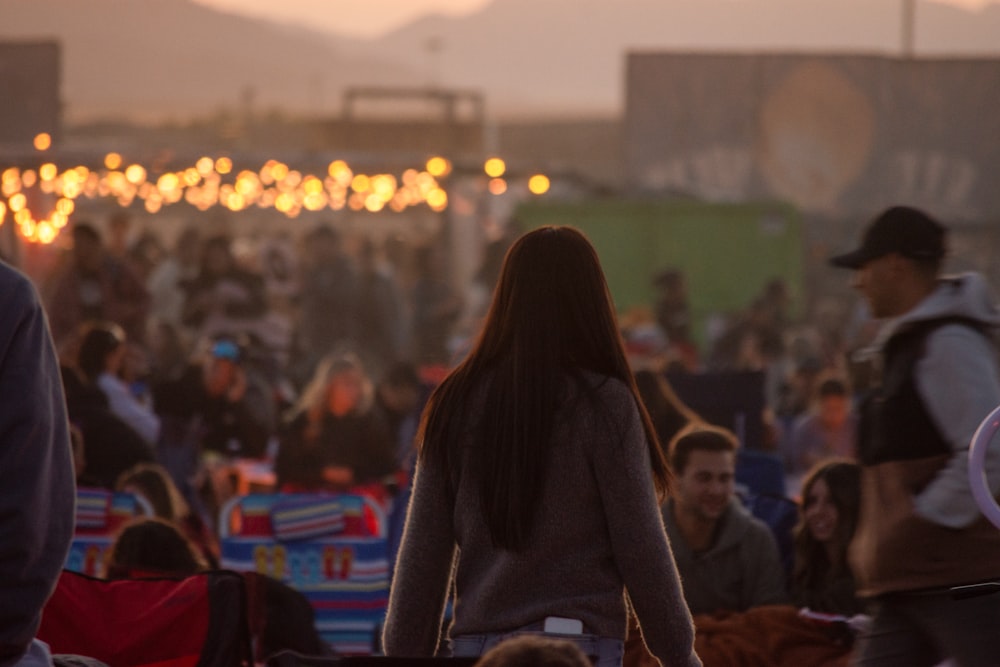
0,260 -> 76,667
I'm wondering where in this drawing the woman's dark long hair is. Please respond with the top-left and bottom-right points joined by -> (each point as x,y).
792,459 -> 861,592
418,226 -> 669,551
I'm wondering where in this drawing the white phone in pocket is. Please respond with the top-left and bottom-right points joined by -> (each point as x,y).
543,616 -> 584,634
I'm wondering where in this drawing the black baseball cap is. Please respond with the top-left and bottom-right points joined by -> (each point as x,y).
829,206 -> 947,269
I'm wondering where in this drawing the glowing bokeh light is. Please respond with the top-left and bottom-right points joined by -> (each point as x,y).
196,157 -> 215,176
426,156 -> 451,178
488,178 -> 507,195
351,174 -> 371,193
36,221 -> 56,244
328,160 -> 353,186
34,133 -> 52,151
56,198 -> 75,216
484,157 -> 506,178
427,188 -> 448,211
274,192 -> 295,213
302,176 -> 324,196
8,193 -> 27,212
270,162 -> 289,182
0,149 -> 486,244
528,174 -> 551,195
157,173 -> 180,192
371,174 -> 397,201
124,164 -> 147,185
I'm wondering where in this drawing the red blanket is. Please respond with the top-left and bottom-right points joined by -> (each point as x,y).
626,605 -> 854,667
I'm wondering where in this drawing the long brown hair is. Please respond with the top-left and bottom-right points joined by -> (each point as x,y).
792,459 -> 861,591
418,226 -> 669,550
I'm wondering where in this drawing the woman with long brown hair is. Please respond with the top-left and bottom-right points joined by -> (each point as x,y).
791,459 -> 864,617
383,227 -> 699,667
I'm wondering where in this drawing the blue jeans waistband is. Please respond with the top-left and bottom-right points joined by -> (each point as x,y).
449,622 -> 624,667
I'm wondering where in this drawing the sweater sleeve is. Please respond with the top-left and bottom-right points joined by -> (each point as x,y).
382,457 -> 457,656
0,267 -> 76,667
914,325 -> 1000,528
591,386 -> 701,667
740,519 -> 789,609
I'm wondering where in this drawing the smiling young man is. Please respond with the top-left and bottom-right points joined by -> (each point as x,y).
662,424 -> 788,615
831,205 -> 1000,667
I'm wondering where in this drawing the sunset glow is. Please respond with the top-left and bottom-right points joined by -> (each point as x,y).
193,0 -> 998,39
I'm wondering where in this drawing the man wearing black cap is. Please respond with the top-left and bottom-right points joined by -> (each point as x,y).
831,205 -> 1000,666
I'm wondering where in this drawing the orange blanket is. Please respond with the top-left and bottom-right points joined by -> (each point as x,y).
626,605 -> 854,667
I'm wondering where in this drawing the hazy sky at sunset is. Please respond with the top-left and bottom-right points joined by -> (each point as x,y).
195,0 -> 999,38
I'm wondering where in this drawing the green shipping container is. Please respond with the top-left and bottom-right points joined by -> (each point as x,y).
514,199 -> 803,348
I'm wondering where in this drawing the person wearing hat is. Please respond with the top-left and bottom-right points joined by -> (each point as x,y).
830,205 -> 1000,666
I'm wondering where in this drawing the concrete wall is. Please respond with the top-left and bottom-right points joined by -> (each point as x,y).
624,53 -> 1000,225
0,41 -> 61,150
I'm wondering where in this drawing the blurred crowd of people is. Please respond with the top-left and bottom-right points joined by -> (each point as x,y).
21,206 -> 926,666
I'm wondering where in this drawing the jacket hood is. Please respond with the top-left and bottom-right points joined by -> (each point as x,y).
873,272 -> 1000,350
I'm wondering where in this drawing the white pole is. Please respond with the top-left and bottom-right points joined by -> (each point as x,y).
902,0 -> 916,58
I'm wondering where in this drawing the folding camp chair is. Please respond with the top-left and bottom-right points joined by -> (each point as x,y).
38,569 -> 253,667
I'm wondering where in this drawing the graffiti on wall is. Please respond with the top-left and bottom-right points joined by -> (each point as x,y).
626,53 -> 1000,221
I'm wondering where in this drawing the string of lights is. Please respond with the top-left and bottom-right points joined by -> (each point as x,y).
0,134 -> 551,245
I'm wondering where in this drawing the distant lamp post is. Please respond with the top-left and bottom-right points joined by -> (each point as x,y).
902,0 -> 916,58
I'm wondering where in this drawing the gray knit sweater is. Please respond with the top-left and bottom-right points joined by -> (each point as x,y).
382,374 -> 701,666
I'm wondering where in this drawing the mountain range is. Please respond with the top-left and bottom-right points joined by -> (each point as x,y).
2,0 -> 998,122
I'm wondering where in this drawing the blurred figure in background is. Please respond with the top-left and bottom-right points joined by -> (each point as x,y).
147,226 -> 201,331
787,377 -> 857,479
154,335 -> 274,460
76,321 -> 160,448
182,234 -> 268,344
652,268 -> 700,373
104,517 -> 208,579
410,243 -> 462,367
152,335 -> 275,524
357,238 -> 404,376
296,225 -> 360,372
373,361 -> 425,469
47,222 -> 150,348
115,462 -> 219,568
62,323 -> 155,490
274,353 -> 396,493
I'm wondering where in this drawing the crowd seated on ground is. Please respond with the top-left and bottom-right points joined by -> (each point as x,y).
38,214 -> 881,665
625,456 -> 865,667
